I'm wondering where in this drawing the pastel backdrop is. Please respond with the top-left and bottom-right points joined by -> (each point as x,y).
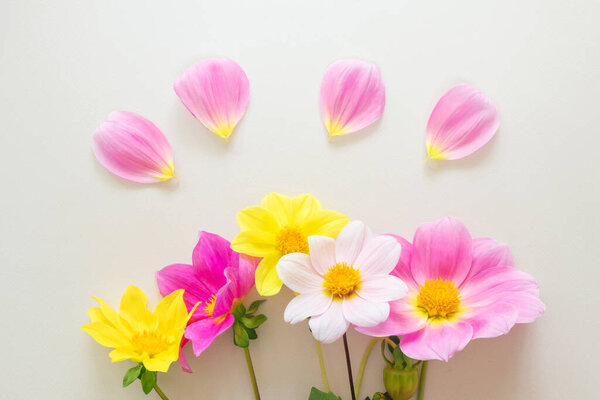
1,1 -> 598,399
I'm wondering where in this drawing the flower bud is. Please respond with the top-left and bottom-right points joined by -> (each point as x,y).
383,364 -> 419,400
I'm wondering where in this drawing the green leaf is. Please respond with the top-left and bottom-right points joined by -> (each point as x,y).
122,363 -> 143,387
233,321 -> 250,347
232,303 -> 246,319
241,314 -> 267,329
246,299 -> 266,314
392,346 -> 405,368
140,370 -> 157,395
308,387 -> 342,400
245,326 -> 258,340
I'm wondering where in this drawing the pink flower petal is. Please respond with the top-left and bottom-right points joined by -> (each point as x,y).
320,59 -> 385,138
342,296 -> 389,327
174,58 -> 249,141
464,237 -> 514,283
284,291 -> 332,324
357,274 -> 408,303
178,337 -> 192,373
308,235 -> 336,275
184,314 -> 235,356
155,263 -> 213,320
92,111 -> 175,183
354,234 -> 402,276
192,231 -> 232,292
426,84 -> 500,160
387,235 -> 419,291
463,302 -> 519,339
308,301 -> 349,343
335,221 -> 371,266
411,217 -> 472,286
400,321 -> 473,362
356,297 -> 427,336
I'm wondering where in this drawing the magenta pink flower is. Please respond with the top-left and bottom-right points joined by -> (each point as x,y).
174,58 -> 249,141
92,111 -> 175,183
156,231 -> 258,372
320,59 -> 385,138
426,84 -> 500,160
357,217 -> 545,362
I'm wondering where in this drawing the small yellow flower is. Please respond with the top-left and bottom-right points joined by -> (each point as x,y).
231,193 -> 349,296
81,286 -> 193,372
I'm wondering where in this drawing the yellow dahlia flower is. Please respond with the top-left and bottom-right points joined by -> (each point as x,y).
81,286 -> 193,372
231,193 -> 349,296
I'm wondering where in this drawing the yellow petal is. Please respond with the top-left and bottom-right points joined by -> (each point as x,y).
119,286 -> 157,333
142,352 -> 177,373
261,193 -> 292,227
231,231 -> 278,257
155,289 -> 188,335
255,253 -> 284,296
236,206 -> 280,233
304,209 -> 349,237
87,307 -> 111,325
291,193 -> 322,226
81,322 -> 129,348
109,346 -> 141,363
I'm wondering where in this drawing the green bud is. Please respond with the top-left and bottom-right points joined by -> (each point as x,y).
383,365 -> 419,400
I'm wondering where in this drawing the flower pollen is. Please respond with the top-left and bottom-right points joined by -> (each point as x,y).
417,278 -> 461,318
131,332 -> 170,356
204,294 -> 217,317
276,227 -> 309,255
323,262 -> 361,298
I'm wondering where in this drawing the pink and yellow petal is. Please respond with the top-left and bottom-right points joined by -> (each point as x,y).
426,84 -> 500,160
174,58 -> 249,140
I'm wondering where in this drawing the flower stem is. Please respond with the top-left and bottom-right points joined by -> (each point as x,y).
417,361 -> 429,400
342,333 -> 356,400
243,347 -> 261,400
314,339 -> 330,392
153,383 -> 169,400
354,338 -> 379,397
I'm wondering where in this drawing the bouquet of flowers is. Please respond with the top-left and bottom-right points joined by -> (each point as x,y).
83,59 -> 544,399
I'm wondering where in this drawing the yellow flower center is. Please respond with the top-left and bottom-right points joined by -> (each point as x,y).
131,332 -> 170,356
204,294 -> 217,317
323,262 -> 361,298
276,227 -> 309,255
417,279 -> 461,318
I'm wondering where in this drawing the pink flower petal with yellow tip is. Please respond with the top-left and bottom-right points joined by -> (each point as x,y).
426,84 -> 500,160
320,59 -> 385,138
92,111 -> 175,183
174,58 -> 249,141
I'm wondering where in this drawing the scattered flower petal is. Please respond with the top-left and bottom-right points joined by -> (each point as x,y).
320,59 -> 385,138
92,111 -> 175,183
174,58 -> 249,141
426,84 -> 500,160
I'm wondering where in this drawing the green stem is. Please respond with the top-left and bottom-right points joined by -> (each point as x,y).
314,339 -> 330,392
153,383 -> 169,400
417,360 -> 429,400
354,338 -> 380,397
244,347 -> 261,400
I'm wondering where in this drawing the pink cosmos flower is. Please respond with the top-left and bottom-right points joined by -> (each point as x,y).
277,221 -> 408,343
357,217 -> 545,361
426,84 -> 500,160
156,231 -> 258,372
320,59 -> 385,138
174,58 -> 250,141
92,111 -> 175,183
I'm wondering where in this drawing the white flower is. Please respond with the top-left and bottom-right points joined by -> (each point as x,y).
276,221 -> 408,343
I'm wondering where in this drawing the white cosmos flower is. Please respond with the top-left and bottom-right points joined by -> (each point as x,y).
276,221 -> 408,343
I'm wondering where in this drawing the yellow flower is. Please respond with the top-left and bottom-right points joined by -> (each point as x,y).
81,286 -> 193,372
231,193 -> 349,296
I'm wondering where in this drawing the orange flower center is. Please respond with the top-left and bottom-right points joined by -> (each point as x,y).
323,262 -> 361,298
203,294 -> 217,317
131,332 -> 170,356
417,279 -> 461,318
276,227 -> 309,255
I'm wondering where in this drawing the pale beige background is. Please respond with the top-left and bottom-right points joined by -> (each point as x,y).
1,0 -> 599,399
